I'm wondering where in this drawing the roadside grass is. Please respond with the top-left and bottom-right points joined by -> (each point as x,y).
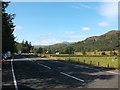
29,53 -> 119,70
50,56 -> 119,70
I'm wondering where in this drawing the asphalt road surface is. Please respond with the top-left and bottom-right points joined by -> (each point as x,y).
2,55 -> 119,90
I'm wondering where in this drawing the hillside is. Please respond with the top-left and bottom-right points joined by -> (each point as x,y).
34,30 -> 119,53
44,43 -> 68,53
71,30 -> 119,52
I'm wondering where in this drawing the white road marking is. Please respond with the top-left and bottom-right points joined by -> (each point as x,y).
106,71 -> 120,74
11,59 -> 18,90
60,72 -> 84,82
23,57 -> 51,69
38,63 -> 51,69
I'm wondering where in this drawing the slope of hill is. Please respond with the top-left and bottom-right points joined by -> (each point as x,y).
62,41 -> 75,45
34,30 -> 119,53
45,43 -> 68,53
71,30 -> 119,52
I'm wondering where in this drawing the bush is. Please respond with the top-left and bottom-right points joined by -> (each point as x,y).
101,52 -> 106,55
82,51 -> 87,55
113,52 -> 117,55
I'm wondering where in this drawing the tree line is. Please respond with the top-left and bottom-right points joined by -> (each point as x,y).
2,2 -> 34,54
2,2 -> 16,53
15,40 -> 33,53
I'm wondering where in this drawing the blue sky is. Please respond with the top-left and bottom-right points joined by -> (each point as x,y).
6,2 -> 118,45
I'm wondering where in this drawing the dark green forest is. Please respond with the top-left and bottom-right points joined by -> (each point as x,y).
2,2 -> 16,53
15,40 -> 33,53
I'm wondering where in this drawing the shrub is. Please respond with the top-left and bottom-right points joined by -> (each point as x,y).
101,52 -> 106,55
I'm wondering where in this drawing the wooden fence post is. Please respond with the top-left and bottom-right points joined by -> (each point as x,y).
69,57 -> 71,62
98,62 -> 100,66
107,64 -> 110,68
84,60 -> 85,63
90,61 -> 92,65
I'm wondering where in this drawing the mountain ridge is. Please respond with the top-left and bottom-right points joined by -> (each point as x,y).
34,30 -> 119,53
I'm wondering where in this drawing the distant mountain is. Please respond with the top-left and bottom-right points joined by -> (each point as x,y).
34,45 -> 46,49
62,41 -> 74,45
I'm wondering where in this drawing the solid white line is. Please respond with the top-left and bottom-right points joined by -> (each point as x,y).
39,63 -> 51,69
11,59 -> 18,90
106,71 -> 120,74
60,72 -> 84,82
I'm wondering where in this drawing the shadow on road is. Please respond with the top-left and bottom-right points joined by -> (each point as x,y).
13,55 -> 36,59
2,85 -> 36,90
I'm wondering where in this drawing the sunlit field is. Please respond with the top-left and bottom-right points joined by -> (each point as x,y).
29,53 -> 119,70
54,57 -> 119,69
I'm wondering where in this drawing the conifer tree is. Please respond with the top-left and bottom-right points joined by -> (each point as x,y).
2,2 -> 16,53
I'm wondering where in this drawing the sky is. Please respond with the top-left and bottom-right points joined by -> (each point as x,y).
6,2 -> 118,45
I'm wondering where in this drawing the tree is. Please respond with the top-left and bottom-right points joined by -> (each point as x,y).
110,50 -> 113,55
82,50 -> 87,55
38,47 -> 43,53
15,40 -> 33,53
101,52 -> 106,55
113,51 -> 117,55
2,2 -> 16,53
64,46 -> 74,54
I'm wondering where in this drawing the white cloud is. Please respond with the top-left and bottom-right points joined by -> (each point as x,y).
79,4 -> 91,9
98,22 -> 110,27
65,31 -> 75,34
33,38 -> 62,45
14,25 -> 22,30
82,27 -> 91,31
99,2 -> 118,20
71,4 -> 91,9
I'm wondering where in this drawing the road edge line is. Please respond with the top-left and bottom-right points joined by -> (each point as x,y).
11,58 -> 18,90
106,71 -> 120,74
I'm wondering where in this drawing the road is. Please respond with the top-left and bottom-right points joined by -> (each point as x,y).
2,55 -> 119,89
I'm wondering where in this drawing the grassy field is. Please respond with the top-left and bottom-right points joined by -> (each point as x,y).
74,50 -> 118,55
48,56 -> 119,70
29,53 -> 119,70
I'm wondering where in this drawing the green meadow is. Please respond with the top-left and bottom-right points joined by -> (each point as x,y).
55,56 -> 119,69
29,53 -> 119,70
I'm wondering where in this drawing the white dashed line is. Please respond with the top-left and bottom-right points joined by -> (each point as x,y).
38,63 -> 51,69
11,59 -> 18,90
60,72 -> 84,82
25,57 -> 51,69
27,58 -> 51,69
